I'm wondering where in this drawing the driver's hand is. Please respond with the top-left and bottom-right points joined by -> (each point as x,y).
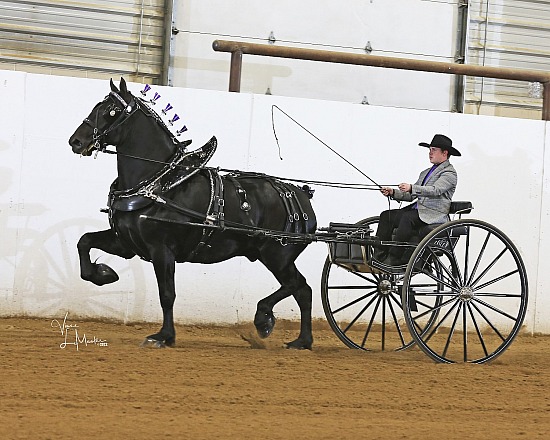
398,183 -> 412,193
380,187 -> 394,197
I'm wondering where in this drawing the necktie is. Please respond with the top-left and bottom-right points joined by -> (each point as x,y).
422,164 -> 438,185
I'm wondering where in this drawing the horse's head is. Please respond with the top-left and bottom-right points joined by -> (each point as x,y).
69,78 -> 137,156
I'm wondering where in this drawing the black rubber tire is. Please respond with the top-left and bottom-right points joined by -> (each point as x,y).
402,219 -> 528,363
321,216 -> 416,351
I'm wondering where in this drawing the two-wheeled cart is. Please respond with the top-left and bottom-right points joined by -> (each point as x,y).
317,201 -> 528,363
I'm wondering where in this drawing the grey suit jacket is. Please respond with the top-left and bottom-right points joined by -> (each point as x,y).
391,160 -> 457,224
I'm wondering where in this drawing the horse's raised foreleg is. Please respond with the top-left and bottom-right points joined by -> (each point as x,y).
77,229 -> 135,286
141,248 -> 177,348
255,257 -> 313,350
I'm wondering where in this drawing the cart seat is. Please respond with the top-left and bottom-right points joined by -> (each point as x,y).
449,201 -> 473,215
381,201 -> 474,266
415,201 -> 473,240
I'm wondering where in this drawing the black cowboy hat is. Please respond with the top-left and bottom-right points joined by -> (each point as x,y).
419,134 -> 461,157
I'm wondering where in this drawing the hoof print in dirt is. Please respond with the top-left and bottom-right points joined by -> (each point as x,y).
240,333 -> 267,349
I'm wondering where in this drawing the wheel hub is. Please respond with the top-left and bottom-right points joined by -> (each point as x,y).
459,286 -> 474,302
378,279 -> 392,295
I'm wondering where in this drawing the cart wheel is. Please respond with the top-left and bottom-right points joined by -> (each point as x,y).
402,219 -> 528,363
321,216 -> 414,351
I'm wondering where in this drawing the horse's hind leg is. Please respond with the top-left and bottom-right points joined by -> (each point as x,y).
255,257 -> 313,350
77,229 -> 135,286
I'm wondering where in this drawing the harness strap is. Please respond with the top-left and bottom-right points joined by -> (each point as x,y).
285,188 -> 301,233
91,94 -> 139,150
181,169 -> 224,260
212,171 -> 225,228
267,179 -> 294,232
227,174 -> 251,212
290,189 -> 310,230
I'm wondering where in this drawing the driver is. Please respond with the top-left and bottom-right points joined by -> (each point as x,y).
374,134 -> 461,266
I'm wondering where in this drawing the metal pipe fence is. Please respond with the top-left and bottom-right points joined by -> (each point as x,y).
212,39 -> 550,120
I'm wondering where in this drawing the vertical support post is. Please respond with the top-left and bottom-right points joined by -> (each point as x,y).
229,50 -> 243,92
160,0 -> 176,86
543,82 -> 550,121
453,0 -> 469,113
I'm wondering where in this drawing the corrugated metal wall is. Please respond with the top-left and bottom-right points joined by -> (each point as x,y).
0,0 -> 167,83
465,0 -> 550,118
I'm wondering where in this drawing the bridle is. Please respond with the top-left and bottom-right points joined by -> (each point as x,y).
82,91 -> 139,154
81,90 -> 186,158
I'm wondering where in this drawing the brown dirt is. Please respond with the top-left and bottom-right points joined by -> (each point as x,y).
1,317 -> 549,440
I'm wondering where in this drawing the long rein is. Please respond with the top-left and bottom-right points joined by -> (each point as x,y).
93,97 -> 397,228
90,89 -> 396,191
100,147 -> 388,191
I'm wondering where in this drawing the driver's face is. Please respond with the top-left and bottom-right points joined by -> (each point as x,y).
429,147 -> 448,164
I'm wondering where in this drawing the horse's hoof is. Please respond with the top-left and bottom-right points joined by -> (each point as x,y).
84,263 -> 119,286
254,313 -> 276,339
285,339 -> 313,350
140,338 -> 166,349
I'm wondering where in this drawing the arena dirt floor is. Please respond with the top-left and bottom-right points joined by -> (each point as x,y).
1,317 -> 549,440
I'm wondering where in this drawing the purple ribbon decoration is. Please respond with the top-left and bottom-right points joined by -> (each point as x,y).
168,114 -> 180,126
150,92 -> 161,104
140,84 -> 151,96
162,103 -> 173,115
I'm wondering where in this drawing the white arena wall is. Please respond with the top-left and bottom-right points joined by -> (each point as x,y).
1,71 -> 549,333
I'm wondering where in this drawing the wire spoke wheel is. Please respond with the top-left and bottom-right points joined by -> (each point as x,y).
402,219 -> 528,364
321,217 -> 441,351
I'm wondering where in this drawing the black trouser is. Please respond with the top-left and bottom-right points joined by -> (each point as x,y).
376,206 -> 427,258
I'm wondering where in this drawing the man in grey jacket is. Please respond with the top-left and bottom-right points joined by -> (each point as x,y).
374,134 -> 460,266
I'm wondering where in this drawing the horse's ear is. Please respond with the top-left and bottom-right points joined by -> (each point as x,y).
119,77 -> 128,95
110,78 -> 119,93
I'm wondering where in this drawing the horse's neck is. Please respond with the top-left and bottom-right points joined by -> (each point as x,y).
116,114 -> 176,190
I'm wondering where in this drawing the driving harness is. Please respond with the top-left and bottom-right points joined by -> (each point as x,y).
106,137 -> 311,259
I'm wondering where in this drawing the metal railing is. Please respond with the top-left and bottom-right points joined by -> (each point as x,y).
212,39 -> 550,120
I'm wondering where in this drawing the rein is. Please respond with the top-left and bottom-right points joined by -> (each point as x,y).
99,148 -> 386,191
86,93 -> 394,192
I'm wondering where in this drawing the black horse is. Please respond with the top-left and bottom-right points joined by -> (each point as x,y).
68,78 -> 317,349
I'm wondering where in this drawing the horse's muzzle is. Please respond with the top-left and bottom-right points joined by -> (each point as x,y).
69,136 -> 94,156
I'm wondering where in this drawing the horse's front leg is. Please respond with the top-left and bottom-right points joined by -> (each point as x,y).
141,248 -> 177,349
77,229 -> 135,286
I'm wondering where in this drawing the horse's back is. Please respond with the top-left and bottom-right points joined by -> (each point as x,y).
228,175 -> 316,233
